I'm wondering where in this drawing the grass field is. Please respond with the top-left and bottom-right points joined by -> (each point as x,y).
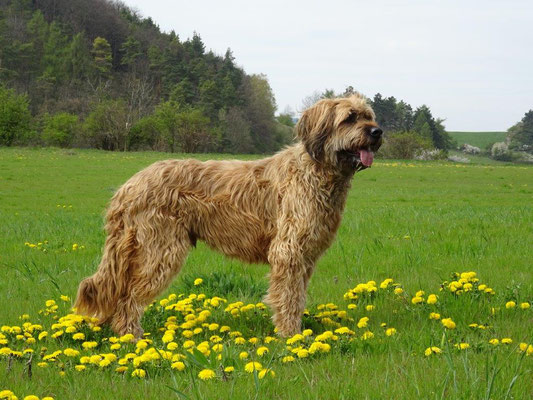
1,147 -> 532,400
448,131 -> 507,149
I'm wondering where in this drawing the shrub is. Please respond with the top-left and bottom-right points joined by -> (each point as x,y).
41,112 -> 79,147
414,148 -> 448,160
0,85 -> 33,146
490,142 -> 513,161
379,131 -> 432,159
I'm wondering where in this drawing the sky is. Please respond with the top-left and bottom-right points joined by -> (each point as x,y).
122,0 -> 533,131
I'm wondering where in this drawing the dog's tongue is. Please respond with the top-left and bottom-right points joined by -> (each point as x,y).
360,150 -> 374,166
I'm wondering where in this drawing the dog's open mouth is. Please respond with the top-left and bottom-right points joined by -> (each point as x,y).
338,148 -> 374,171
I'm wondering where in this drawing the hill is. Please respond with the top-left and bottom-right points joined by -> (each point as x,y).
448,131 -> 506,149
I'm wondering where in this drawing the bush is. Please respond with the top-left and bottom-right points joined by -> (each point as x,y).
490,142 -> 513,161
414,148 -> 448,160
378,131 -> 432,159
0,85 -> 34,146
83,100 -> 129,151
41,112 -> 79,147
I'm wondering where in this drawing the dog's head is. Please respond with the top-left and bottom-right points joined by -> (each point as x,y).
295,94 -> 382,173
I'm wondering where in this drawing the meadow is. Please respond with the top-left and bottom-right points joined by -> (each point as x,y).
0,147 -> 532,400
448,131 -> 507,149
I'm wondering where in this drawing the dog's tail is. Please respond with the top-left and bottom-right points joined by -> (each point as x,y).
74,194 -> 138,323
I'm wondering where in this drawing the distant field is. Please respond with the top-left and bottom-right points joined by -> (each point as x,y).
448,131 -> 506,149
0,147 -> 532,399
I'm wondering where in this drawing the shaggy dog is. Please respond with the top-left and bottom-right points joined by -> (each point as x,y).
75,94 -> 383,337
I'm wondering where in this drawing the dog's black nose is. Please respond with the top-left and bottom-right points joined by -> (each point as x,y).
369,127 -> 383,138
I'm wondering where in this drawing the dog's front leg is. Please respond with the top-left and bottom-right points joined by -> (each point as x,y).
265,239 -> 311,337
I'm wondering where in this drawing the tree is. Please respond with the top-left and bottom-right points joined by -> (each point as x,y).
41,112 -> 79,147
243,74 -> 277,153
509,110 -> 533,153
83,99 -> 129,150
0,85 -> 33,146
92,37 -> 112,78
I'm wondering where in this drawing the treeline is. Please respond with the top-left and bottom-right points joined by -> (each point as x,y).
0,0 -> 292,153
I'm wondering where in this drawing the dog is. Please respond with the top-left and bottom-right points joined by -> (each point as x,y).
74,94 -> 382,337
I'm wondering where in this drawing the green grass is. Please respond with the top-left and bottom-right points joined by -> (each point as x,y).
1,147 -> 532,399
448,131 -> 507,149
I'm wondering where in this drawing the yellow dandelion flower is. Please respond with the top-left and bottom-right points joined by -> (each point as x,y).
198,369 -> 215,380
394,287 -> 404,295
132,368 -> 146,378
194,278 -> 203,286
245,361 -> 262,373
366,305 -> 375,311
82,341 -> 97,349
224,366 -> 235,373
411,296 -> 424,305
441,318 -> 456,329
171,361 -> 185,371
429,312 -> 441,320
239,351 -> 249,360
257,346 -> 269,356
505,301 -> 516,309
72,333 -> 85,340
424,346 -> 442,356
489,338 -> 499,346
385,328 -> 397,336
455,343 -> 470,350
24,396 -> 40,400
427,294 -> 437,305
357,317 -> 369,329
258,368 -> 275,379
119,333 -> 135,343
282,355 -> 295,363
501,338 -> 513,344
297,349 -> 309,358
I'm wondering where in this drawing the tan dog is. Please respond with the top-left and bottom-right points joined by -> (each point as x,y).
75,94 -> 382,337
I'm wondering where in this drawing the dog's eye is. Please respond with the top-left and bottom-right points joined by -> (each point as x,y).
344,112 -> 357,123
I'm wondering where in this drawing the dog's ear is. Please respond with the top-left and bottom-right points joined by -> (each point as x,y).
295,101 -> 336,162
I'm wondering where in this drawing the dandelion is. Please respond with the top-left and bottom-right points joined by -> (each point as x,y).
385,328 -> 397,336
119,334 -> 135,343
441,318 -> 456,329
489,339 -> 499,346
427,294 -> 437,305
455,343 -> 470,350
366,305 -> 375,311
297,349 -> 309,358
198,369 -> 216,380
501,338 -> 513,344
224,366 -> 235,373
239,351 -> 249,359
258,368 -> 275,379
394,287 -> 404,295
429,312 -> 441,320
72,333 -> 85,340
424,346 -> 442,356
245,361 -> 262,373
24,396 -> 39,400
257,346 -> 269,356
75,364 -> 86,371
82,341 -> 97,349
411,296 -> 424,305
505,301 -> 516,309
357,317 -> 369,329
520,302 -> 530,310
132,368 -> 146,378
171,361 -> 185,371
194,278 -> 203,286
282,355 -> 295,363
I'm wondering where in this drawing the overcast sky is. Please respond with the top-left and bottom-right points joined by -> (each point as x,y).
122,0 -> 532,131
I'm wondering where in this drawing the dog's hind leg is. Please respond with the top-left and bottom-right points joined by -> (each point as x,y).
110,214 -> 191,337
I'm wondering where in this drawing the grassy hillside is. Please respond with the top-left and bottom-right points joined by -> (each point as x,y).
0,147 -> 532,399
448,131 -> 506,149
